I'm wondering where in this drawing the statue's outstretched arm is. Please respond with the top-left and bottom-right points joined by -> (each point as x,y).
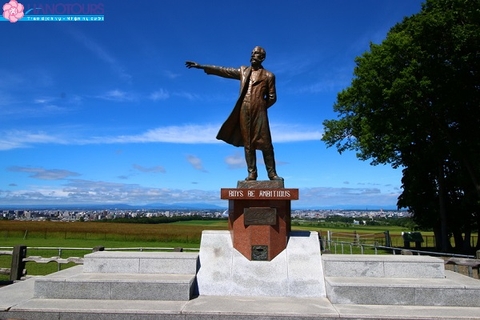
186,61 -> 240,80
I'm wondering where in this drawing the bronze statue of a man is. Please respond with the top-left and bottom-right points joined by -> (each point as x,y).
186,46 -> 282,181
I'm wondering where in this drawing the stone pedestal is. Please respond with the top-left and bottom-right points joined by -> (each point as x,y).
221,180 -> 298,261
196,230 -> 326,297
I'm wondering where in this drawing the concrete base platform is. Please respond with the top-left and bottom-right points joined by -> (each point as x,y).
1,239 -> 480,319
3,285 -> 480,320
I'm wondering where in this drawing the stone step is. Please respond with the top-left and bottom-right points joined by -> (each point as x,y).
33,266 -> 196,301
325,271 -> 480,307
322,254 -> 445,278
83,251 -> 199,274
5,295 -> 480,320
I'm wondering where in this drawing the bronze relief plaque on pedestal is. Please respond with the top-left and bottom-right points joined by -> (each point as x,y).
244,207 -> 277,225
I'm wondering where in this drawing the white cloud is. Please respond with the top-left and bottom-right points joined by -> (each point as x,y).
43,105 -> 67,113
0,130 -> 67,150
225,152 -> 244,169
186,155 -> 207,172
163,70 -> 180,79
0,181 -> 400,208
32,97 -> 68,114
299,187 -> 399,208
270,123 -> 323,142
96,125 -> 220,144
0,179 -> 221,206
34,97 -> 56,104
173,91 -> 202,101
97,89 -> 136,102
7,166 -> 81,180
0,92 -> 79,118
149,88 -> 169,101
0,123 -> 322,150
133,164 -> 166,174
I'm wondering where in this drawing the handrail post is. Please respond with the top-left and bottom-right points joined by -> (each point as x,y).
10,245 -> 27,281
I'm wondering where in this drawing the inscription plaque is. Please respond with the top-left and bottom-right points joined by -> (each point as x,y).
244,207 -> 277,225
252,245 -> 268,261
221,188 -> 299,200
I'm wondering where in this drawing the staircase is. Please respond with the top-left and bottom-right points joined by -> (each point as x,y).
34,251 -> 198,301
322,254 -> 480,307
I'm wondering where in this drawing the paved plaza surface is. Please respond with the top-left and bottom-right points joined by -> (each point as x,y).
1,275 -> 480,320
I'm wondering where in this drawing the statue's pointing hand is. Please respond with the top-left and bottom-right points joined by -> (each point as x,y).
185,61 -> 201,69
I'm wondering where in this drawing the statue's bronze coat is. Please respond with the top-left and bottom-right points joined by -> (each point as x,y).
202,65 -> 276,149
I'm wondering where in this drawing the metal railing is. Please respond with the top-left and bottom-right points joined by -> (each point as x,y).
323,240 -> 476,258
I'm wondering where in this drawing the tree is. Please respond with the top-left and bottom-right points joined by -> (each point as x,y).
322,0 -> 480,252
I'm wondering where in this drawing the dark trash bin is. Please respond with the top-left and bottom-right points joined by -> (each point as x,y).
402,232 -> 423,249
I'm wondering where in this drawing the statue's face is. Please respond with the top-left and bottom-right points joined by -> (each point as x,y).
250,46 -> 266,65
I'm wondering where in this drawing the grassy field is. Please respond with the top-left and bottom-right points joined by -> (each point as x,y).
0,220 -> 421,250
0,219 -> 450,282
0,220 -> 227,246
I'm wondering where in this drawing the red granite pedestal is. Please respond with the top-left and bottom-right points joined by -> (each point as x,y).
221,180 -> 299,261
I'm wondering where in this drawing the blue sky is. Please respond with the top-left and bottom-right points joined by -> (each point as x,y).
1,0 -> 424,209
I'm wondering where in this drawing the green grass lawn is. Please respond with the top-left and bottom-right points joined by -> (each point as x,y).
169,220 -> 228,227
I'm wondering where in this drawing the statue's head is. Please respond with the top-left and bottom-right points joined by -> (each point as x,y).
250,46 -> 266,66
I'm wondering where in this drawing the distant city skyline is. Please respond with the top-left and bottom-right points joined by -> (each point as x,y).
2,207 -> 407,222
0,200 -> 402,211
1,0 -> 424,208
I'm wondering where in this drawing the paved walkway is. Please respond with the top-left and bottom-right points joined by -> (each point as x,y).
1,276 -> 480,320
